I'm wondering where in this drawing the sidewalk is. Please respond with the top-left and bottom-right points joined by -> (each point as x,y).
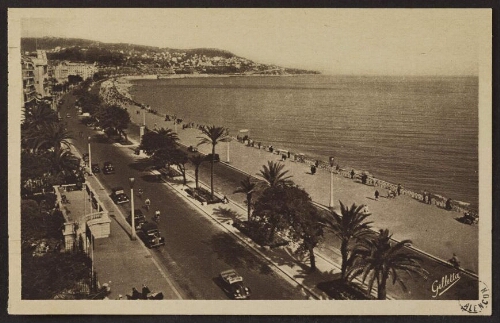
69,146 -> 183,300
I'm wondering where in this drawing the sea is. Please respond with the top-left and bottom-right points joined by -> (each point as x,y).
129,75 -> 479,206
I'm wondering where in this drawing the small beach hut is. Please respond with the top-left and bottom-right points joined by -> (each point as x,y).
238,129 -> 250,143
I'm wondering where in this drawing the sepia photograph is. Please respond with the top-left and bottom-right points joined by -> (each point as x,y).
7,8 -> 492,315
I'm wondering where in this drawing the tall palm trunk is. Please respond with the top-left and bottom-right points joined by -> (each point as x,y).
308,245 -> 316,271
378,272 -> 389,300
246,194 -> 252,221
340,239 -> 349,280
210,145 -> 215,198
195,166 -> 199,189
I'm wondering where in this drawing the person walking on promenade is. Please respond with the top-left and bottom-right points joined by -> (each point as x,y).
142,284 -> 151,299
145,198 -> 151,211
397,183 -> 402,196
154,210 -> 161,223
351,169 -> 355,179
445,198 -> 453,210
138,188 -> 143,198
428,193 -> 432,205
449,253 -> 460,268
375,190 -> 379,200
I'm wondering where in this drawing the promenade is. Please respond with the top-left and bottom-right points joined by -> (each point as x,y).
122,98 -> 478,274
65,147 -> 184,300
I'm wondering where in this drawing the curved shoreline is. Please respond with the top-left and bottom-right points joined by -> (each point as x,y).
102,76 -> 477,215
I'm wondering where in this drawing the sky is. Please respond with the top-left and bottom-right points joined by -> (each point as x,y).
13,8 -> 490,75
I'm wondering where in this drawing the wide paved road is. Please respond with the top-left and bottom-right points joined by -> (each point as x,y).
63,93 -> 304,300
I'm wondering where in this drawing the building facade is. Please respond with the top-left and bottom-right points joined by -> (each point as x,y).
54,61 -> 98,83
31,50 -> 51,97
21,56 -> 36,108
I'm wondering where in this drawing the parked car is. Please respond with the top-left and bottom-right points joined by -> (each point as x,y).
187,145 -> 198,152
111,187 -> 129,204
205,153 -> 220,162
219,269 -> 251,299
103,161 -> 115,174
138,222 -> 165,248
91,163 -> 100,173
127,209 -> 147,230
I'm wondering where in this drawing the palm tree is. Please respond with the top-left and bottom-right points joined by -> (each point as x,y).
325,201 -> 373,281
259,161 -> 293,187
35,122 -> 73,156
23,102 -> 58,129
197,125 -> 230,198
49,149 -> 81,176
234,176 -> 257,221
189,154 -> 205,190
348,229 -> 429,300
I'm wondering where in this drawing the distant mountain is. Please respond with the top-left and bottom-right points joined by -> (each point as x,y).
21,37 -> 99,52
21,37 -> 237,58
21,37 -> 319,75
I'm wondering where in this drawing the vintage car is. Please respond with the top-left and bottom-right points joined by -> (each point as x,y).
138,222 -> 165,248
103,161 -> 115,174
205,153 -> 220,162
127,209 -> 147,230
219,269 -> 251,299
111,187 -> 129,204
91,163 -> 100,173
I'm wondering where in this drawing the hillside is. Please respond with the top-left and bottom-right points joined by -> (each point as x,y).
21,37 -> 319,75
21,37 -> 237,58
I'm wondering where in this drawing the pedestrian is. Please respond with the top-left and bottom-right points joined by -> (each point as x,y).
138,188 -> 143,198
315,160 -> 319,167
131,287 -> 141,300
311,165 -> 316,175
145,198 -> 151,211
428,193 -> 432,205
350,169 -> 355,179
142,284 -> 151,299
449,253 -> 460,268
445,198 -> 452,210
375,190 -> 379,200
397,183 -> 402,196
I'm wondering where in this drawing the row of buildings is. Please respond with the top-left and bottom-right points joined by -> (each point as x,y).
21,50 -> 98,108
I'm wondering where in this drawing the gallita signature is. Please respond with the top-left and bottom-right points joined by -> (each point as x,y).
431,272 -> 461,298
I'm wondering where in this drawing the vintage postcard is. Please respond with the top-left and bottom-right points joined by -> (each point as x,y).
7,8 -> 492,315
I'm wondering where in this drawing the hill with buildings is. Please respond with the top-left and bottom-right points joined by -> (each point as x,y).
21,37 -> 319,76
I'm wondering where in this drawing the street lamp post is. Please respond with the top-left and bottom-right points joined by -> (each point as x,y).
129,177 -> 136,240
329,157 -> 335,208
88,136 -> 92,176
